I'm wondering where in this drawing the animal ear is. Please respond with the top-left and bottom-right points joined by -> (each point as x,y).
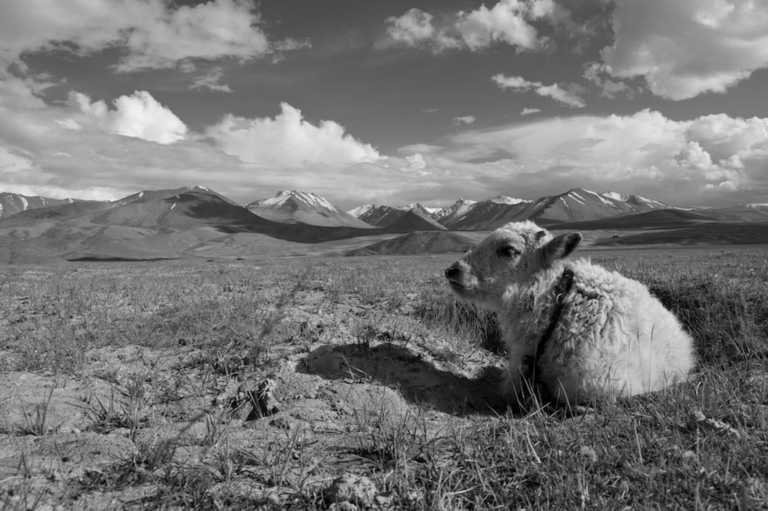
541,232 -> 582,265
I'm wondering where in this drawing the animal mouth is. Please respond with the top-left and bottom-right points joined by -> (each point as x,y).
447,280 -> 465,292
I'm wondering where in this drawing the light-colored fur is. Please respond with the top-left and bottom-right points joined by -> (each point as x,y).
445,221 -> 696,404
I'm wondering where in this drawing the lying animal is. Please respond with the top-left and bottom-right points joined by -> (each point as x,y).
445,221 -> 695,404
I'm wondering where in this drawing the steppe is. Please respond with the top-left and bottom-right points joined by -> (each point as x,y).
1,245 -> 767,509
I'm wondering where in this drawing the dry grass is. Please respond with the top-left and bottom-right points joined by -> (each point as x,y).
0,246 -> 766,509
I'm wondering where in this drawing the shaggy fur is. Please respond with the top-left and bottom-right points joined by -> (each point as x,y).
445,221 -> 696,404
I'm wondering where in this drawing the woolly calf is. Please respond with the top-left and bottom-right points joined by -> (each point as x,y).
444,221 -> 696,404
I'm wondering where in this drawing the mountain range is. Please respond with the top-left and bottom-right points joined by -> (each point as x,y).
0,186 -> 766,262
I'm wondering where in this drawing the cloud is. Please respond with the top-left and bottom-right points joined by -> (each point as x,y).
453,115 -> 477,126
206,102 -> 381,168
383,0 -> 562,52
493,74 -> 586,108
521,107 -> 541,116
70,90 -> 188,144
190,67 -> 233,93
583,61 -> 631,98
436,109 -> 768,204
0,0 -> 301,72
385,8 -> 438,47
602,0 -> 768,100
1,71 -> 766,208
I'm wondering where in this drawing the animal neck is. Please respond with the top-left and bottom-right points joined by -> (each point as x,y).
526,265 -> 576,382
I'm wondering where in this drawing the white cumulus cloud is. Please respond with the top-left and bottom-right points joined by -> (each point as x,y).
0,0 -> 298,72
602,0 -> 768,100
207,102 -> 381,168
440,109 -> 768,203
70,90 -> 188,144
384,0 -> 562,52
493,74 -> 585,108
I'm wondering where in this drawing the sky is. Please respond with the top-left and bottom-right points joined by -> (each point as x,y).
1,0 -> 768,208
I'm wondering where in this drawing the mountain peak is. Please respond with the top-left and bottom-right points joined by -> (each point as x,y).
258,190 -> 338,212
489,195 -> 530,205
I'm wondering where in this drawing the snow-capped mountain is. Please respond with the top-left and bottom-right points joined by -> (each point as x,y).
433,199 -> 477,221
440,197 -> 530,230
0,192 -> 75,219
351,204 -> 446,232
249,190 -> 373,228
346,204 -> 376,218
516,188 -> 669,225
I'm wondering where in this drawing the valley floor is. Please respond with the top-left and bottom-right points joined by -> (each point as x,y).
0,246 -> 767,509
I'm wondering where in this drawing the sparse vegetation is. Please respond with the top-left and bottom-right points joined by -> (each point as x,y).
0,246 -> 767,508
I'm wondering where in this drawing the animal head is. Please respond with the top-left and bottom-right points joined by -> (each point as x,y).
444,221 -> 582,310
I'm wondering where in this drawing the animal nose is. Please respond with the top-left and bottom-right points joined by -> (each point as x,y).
444,263 -> 461,280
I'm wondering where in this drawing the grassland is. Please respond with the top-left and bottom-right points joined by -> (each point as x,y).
0,246 -> 767,509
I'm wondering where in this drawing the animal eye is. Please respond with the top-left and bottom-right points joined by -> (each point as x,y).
496,245 -> 519,258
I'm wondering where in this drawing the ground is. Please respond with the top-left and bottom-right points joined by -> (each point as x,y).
0,247 -> 767,510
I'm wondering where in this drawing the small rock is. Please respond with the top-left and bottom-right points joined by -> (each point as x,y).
225,378 -> 280,421
325,473 -> 377,509
681,450 -> 698,464
579,446 -> 598,464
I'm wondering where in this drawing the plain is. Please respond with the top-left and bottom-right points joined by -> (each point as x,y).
0,245 -> 767,509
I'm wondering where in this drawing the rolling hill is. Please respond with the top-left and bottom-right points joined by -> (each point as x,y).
0,192 -> 79,219
0,187 -> 379,263
595,223 -> 768,246
553,209 -> 717,230
347,231 -> 475,256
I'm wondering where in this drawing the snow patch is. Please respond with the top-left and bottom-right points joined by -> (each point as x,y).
261,190 -> 338,212
578,189 -> 616,207
20,196 -> 28,211
490,196 -> 529,205
347,204 -> 376,217
567,192 -> 585,205
170,202 -> 177,211
139,191 -> 144,199
601,191 -> 626,202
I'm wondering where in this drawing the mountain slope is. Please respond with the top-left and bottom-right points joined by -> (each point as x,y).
355,204 -> 446,232
0,186 -> 382,263
553,209 -> 717,230
0,192 -> 77,219
441,198 -> 531,230
249,190 -> 373,228
595,223 -> 768,246
347,231 -> 475,256
516,188 -> 668,225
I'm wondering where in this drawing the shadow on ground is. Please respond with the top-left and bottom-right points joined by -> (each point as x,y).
298,343 -> 507,416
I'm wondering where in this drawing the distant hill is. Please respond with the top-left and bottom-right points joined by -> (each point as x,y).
354,205 -> 446,232
0,192 -> 79,219
433,199 -> 477,224
441,198 -> 531,230
248,190 -> 373,228
595,223 -> 768,246
365,189 -> 671,231
554,209 -> 717,230
0,186 -> 378,263
521,188 -> 667,225
347,231 -> 475,256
